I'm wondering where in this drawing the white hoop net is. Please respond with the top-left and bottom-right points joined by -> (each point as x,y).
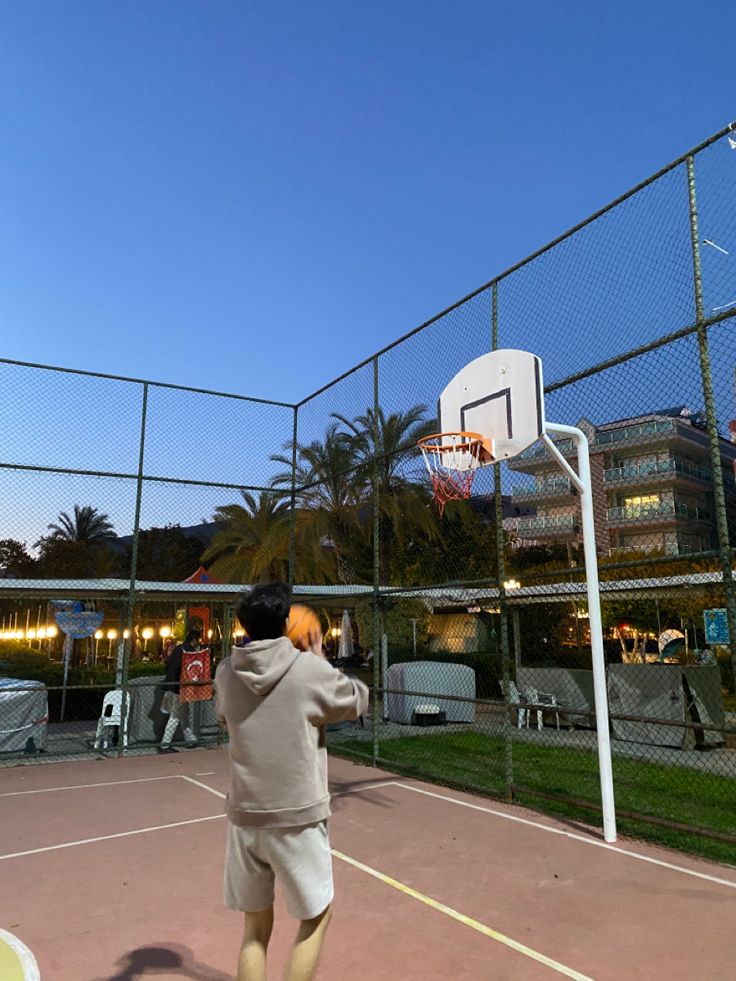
418,432 -> 485,517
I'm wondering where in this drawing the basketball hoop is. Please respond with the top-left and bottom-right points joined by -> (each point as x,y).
417,431 -> 491,516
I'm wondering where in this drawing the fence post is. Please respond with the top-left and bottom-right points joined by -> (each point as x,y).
372,355 -> 381,766
288,405 -> 299,590
118,381 -> 148,757
686,156 -> 736,672
492,282 -> 514,802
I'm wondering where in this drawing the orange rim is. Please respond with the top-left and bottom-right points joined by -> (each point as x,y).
417,431 -> 486,453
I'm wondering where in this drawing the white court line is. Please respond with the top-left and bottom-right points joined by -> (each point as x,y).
179,774 -> 398,801
0,927 -> 40,981
0,774 -> 181,798
196,771 -> 217,776
332,848 -> 591,980
392,783 -> 736,891
180,775 -> 226,798
0,813 -> 225,861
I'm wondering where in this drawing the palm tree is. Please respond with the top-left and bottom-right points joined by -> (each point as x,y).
332,404 -> 433,491
47,505 -> 115,542
332,405 -> 439,583
202,491 -> 291,583
271,424 -> 367,584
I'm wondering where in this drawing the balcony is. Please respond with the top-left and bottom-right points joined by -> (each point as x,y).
596,419 -> 677,447
511,477 -> 573,502
515,438 -> 575,462
608,542 -> 682,556
516,513 -> 579,537
606,501 -> 711,525
604,458 -> 711,486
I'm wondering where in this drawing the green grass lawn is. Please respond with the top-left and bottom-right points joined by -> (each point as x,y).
333,731 -> 736,866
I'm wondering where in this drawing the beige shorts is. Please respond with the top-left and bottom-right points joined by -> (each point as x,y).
224,820 -> 333,920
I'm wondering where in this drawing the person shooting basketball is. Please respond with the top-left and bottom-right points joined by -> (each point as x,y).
215,582 -> 368,981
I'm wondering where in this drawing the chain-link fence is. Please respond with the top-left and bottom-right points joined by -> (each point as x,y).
1,123 -> 736,862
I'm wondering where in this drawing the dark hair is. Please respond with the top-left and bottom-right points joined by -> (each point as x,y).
237,582 -> 290,640
185,628 -> 202,645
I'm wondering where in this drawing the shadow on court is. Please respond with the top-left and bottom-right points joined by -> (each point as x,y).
88,942 -> 231,981
329,774 -> 398,813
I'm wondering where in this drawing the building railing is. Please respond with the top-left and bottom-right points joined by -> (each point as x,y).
516,438 -> 575,461
608,542 -> 683,556
604,457 -> 711,484
511,478 -> 573,500
596,419 -> 677,446
606,501 -> 710,522
516,513 -> 579,535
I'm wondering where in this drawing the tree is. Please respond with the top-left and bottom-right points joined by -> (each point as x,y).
132,525 -> 205,582
332,404 -> 439,584
397,499 -> 498,587
46,505 -> 115,543
203,492 -> 291,583
36,538 -> 96,579
271,425 -> 367,584
0,539 -> 37,579
37,505 -> 117,579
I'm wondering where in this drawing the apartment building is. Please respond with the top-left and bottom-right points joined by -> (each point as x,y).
507,406 -> 736,556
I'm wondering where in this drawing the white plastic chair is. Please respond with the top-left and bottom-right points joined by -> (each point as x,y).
525,686 -> 560,731
508,680 -> 527,729
94,690 -> 131,750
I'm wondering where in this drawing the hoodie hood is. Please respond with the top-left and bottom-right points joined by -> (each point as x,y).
229,636 -> 299,696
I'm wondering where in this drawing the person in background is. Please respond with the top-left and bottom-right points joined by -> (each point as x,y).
216,582 -> 368,981
158,628 -> 200,753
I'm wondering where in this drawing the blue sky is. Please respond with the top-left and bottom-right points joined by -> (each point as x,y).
2,1 -> 735,404
2,1 -> 736,547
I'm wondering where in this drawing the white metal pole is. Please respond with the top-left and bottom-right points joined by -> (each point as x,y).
545,422 -> 617,843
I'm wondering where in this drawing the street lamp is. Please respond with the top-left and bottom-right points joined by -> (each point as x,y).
142,627 -> 154,652
159,625 -> 172,656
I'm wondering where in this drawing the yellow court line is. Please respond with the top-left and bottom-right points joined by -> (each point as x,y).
331,849 -> 593,981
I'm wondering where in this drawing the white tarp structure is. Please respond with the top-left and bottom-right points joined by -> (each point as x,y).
386,661 -> 475,724
607,664 -> 724,748
0,679 -> 47,753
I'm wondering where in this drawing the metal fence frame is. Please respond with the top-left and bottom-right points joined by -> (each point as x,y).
2,122 -> 736,862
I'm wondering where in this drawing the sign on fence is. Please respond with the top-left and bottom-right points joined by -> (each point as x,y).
703,609 -> 729,645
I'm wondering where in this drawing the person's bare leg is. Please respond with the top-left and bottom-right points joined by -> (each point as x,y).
238,907 -> 274,981
283,905 -> 332,981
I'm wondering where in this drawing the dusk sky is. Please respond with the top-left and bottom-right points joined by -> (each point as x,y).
2,2 -> 736,545
2,1 -> 735,404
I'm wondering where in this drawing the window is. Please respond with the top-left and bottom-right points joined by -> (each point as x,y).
623,494 -> 660,517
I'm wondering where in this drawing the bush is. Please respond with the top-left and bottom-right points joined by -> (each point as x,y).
354,598 -> 431,652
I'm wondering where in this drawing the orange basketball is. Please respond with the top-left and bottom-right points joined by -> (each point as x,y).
286,604 -> 321,650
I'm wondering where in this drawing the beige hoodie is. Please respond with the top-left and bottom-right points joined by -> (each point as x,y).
215,637 -> 369,828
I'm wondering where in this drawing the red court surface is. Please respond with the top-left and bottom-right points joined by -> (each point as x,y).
1,749 -> 735,980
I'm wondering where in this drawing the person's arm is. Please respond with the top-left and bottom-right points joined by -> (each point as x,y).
316,667 -> 369,724
305,629 -> 369,724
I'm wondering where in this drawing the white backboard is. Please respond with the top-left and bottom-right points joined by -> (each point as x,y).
437,349 -> 545,460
